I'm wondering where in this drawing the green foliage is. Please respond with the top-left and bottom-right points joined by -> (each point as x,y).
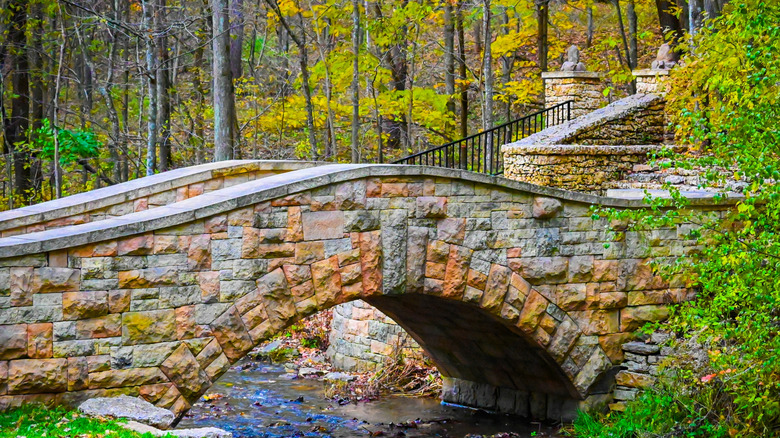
0,404 -> 166,437
580,0 -> 780,436
35,119 -> 102,166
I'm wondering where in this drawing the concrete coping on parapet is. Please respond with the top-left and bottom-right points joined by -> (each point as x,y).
0,164 -> 740,259
632,69 -> 671,78
502,93 -> 664,152
0,160 -> 324,232
541,71 -> 603,80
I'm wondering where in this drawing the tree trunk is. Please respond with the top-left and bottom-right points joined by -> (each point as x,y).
627,0 -> 638,69
230,0 -> 244,79
143,0 -> 158,175
456,0 -> 468,139
29,0 -> 45,193
443,1 -> 456,116
212,0 -> 236,161
297,13 -> 318,160
613,0 -> 632,71
535,0 -> 549,72
586,6 -> 594,48
157,0 -> 172,171
351,0 -> 360,163
4,0 -> 32,199
193,23 -> 207,164
500,7 -> 512,123
655,0 -> 683,50
482,0 -> 494,131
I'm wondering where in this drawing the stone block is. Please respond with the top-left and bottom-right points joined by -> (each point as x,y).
27,323 -> 52,358
8,358 -> 68,394
620,305 -> 669,332
160,344 -> 211,402
511,257 -> 568,284
118,235 -> 154,256
533,197 -> 563,219
481,264 -> 511,311
0,324 -> 27,360
415,197 -> 447,218
10,267 -> 33,307
437,218 -> 466,245
615,370 -> 656,388
118,268 -> 181,289
122,310 -> 177,345
33,268 -> 80,293
211,306 -> 254,361
67,356 -> 89,391
598,333 -> 634,363
517,290 -> 549,334
302,211 -> 345,240
88,367 -> 167,389
63,291 -> 108,320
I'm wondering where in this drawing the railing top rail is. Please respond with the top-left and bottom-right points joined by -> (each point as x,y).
392,100 -> 574,163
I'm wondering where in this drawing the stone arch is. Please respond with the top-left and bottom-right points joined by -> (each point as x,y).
0,164 -> 702,419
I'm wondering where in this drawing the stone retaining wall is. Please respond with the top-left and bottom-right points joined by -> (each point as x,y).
327,300 -> 424,371
610,333 -> 671,411
503,94 -> 670,194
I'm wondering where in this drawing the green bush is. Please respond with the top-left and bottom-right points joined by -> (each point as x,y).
577,0 -> 780,436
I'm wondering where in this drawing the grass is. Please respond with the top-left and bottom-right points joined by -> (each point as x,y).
0,405 -> 173,438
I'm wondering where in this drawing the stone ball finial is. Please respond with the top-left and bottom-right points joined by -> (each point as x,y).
651,43 -> 677,70
561,45 -> 587,72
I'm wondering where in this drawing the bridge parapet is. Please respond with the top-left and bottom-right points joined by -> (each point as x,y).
0,164 -> 732,420
0,160 -> 321,237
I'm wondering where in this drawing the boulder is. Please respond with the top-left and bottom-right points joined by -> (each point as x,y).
123,420 -> 233,438
323,372 -> 357,382
79,395 -> 175,429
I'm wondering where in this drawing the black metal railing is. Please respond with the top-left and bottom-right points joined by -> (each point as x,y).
393,100 -> 572,175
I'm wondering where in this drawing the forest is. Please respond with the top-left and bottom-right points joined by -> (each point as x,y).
0,0 -> 725,207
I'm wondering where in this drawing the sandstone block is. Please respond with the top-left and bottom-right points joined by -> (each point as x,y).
10,267 -> 33,307
33,268 -> 80,293
160,344 -> 211,402
27,323 -> 52,358
416,197 -> 447,218
211,306 -> 254,361
532,197 -> 563,219
118,267 -> 180,289
122,310 -> 177,345
517,290 -> 548,334
118,235 -> 154,256
620,305 -> 669,332
0,324 -> 27,359
481,264 -> 511,311
8,358 -> 68,394
63,291 -> 109,320
302,211 -> 345,240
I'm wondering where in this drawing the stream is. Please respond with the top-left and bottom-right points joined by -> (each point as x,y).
177,359 -> 563,438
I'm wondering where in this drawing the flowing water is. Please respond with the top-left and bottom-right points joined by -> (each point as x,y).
177,360 -> 562,438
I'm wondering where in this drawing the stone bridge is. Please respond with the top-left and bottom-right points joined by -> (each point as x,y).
0,163 -> 730,420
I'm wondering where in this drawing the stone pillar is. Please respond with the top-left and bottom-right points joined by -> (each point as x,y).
632,69 -> 670,95
542,71 -> 606,120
